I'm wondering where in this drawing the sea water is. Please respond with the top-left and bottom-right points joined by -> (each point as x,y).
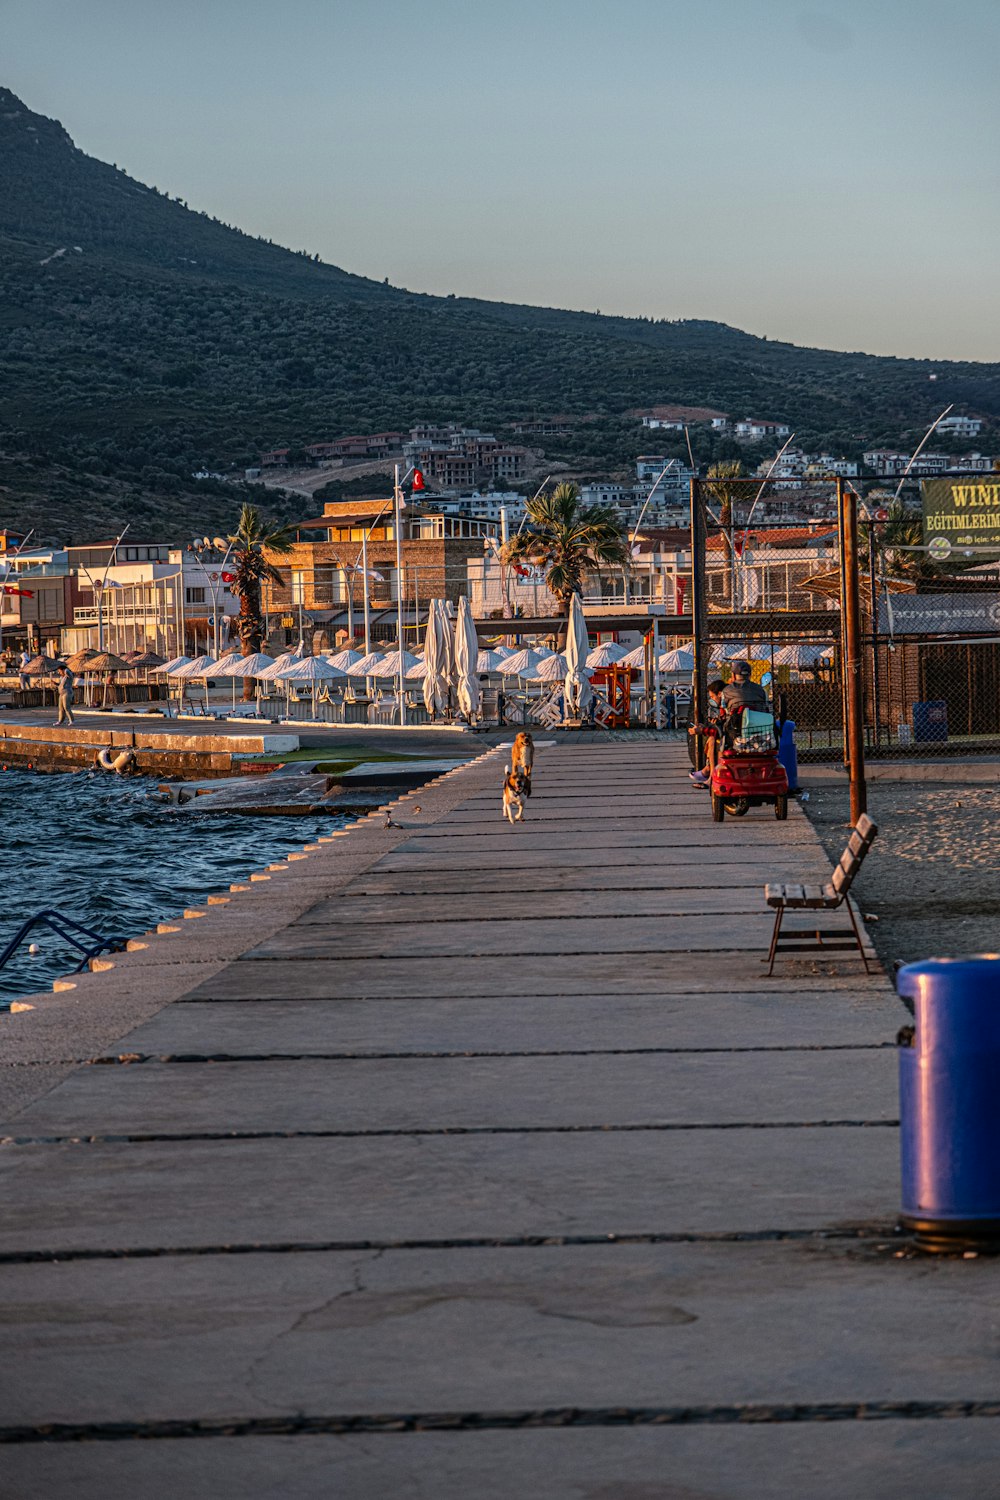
0,767 -> 345,1003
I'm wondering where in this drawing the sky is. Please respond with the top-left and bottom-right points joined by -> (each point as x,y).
2,0 -> 998,362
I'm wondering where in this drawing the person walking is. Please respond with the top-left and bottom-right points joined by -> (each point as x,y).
18,649 -> 31,691
55,663 -> 76,726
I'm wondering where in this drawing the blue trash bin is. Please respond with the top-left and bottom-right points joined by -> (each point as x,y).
777,719 -> 799,794
897,956 -> 1000,1251
912,699 -> 948,743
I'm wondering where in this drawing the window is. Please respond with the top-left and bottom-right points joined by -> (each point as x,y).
185,586 -> 205,605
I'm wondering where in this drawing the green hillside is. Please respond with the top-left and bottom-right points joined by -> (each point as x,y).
1,84 -> 997,542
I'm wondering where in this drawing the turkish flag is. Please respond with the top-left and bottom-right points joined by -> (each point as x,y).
3,585 -> 34,598
411,468 -> 425,492
221,571 -> 237,584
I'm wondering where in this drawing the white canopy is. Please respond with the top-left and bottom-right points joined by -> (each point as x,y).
659,647 -> 695,673
586,642 -> 627,668
275,656 -> 347,681
530,652 -> 569,681
476,649 -> 506,672
152,654 -> 192,675
377,649 -> 420,677
497,648 -> 546,677
347,651 -> 389,676
170,655 -> 219,677
219,652 -> 276,678
326,647 -> 364,671
773,642 -> 834,667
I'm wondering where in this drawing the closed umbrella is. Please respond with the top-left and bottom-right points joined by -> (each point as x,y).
454,595 -> 481,720
423,599 -> 451,718
564,592 -> 593,719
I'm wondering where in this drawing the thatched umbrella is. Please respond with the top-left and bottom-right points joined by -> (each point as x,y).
85,651 -> 131,708
66,648 -> 100,673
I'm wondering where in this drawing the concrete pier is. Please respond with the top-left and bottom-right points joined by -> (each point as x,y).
1,740 -> 995,1498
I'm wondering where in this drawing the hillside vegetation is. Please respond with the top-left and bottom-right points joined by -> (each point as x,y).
1,84 -> 998,542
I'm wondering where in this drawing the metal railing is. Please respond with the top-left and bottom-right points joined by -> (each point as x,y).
0,910 -> 126,978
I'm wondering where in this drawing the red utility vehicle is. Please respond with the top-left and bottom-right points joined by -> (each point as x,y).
710,708 -> 788,822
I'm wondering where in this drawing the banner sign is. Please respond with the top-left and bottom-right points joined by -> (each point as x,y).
922,477 -> 1000,549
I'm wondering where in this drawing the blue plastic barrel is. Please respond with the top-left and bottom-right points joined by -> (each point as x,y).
777,719 -> 799,794
897,956 -> 1000,1251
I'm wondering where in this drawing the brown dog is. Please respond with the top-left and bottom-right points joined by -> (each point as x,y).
511,731 -> 533,796
502,768 -> 529,824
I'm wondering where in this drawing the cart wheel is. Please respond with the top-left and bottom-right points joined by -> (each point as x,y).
726,798 -> 750,817
711,794 -> 725,822
774,794 -> 788,821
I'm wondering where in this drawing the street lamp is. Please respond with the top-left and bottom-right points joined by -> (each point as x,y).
189,536 -> 236,659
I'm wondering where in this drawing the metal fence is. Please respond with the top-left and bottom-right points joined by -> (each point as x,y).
691,476 -> 1000,765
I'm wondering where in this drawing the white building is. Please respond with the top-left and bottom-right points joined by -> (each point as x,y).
734,418 -> 792,442
63,546 -> 240,659
937,414 -> 983,438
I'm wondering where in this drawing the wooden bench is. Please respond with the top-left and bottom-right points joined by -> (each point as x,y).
764,813 -> 878,975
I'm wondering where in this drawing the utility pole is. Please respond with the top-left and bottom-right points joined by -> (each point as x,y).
689,476 -> 707,767
393,463 -> 407,727
839,478 -> 867,822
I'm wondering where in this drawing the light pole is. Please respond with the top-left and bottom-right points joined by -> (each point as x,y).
190,536 -> 235,659
0,528 -> 35,660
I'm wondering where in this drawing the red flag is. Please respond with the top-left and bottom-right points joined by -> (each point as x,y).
411,468 -> 425,492
2,585 -> 34,598
221,571 -> 237,584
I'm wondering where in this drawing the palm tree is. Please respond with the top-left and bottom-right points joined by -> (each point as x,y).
502,482 -> 630,639
704,460 -> 745,606
861,498 -> 940,584
227,504 -> 293,695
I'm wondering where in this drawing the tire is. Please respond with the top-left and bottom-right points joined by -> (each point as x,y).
774,794 -> 788,821
726,797 -> 750,817
711,794 -> 725,822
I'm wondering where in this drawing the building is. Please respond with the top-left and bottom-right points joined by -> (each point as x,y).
734,418 -> 792,442
0,548 -> 72,655
635,457 -> 696,499
264,497 -> 501,651
863,450 -> 951,477
402,425 -> 527,490
511,417 -> 574,436
304,433 -> 405,462
626,404 -> 729,428
937,415 -> 983,438
61,542 -> 239,658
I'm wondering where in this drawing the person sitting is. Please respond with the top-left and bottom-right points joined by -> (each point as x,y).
723,659 -> 769,713
688,678 -> 727,786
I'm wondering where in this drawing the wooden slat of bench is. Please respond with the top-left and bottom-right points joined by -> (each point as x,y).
764,882 -> 839,909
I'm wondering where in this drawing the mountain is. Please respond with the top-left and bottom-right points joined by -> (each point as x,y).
1,84 -> 998,542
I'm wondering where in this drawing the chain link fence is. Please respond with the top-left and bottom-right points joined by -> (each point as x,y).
695,476 -> 1000,762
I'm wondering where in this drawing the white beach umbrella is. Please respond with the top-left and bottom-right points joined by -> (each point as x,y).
152,654 -> 192,675
347,651 -> 389,677
423,598 -> 452,717
476,649 -> 506,672
170,653 -> 219,710
326,647 -> 364,671
529,652 -> 569,681
377,649 -> 420,678
586,642 -> 627,668
497,647 -> 546,678
709,642 -> 750,663
275,654 -> 347,718
454,595 -> 481,720
773,642 -> 833,668
618,644 -> 647,669
255,649 -> 303,681
406,658 -> 428,679
659,647 -> 695,673
564,592 -> 593,718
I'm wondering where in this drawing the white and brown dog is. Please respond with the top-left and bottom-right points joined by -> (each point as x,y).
511,731 -> 533,796
502,767 -> 529,824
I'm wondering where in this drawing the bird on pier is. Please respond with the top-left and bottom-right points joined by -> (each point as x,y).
383,814 -> 398,830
